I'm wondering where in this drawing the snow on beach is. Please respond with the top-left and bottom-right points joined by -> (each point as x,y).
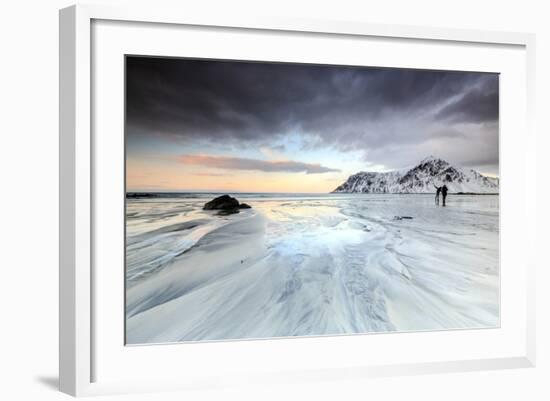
125,193 -> 499,344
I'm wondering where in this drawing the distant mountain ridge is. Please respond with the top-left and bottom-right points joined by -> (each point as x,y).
332,156 -> 499,194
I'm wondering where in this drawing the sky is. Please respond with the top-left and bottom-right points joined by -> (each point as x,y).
126,56 -> 499,193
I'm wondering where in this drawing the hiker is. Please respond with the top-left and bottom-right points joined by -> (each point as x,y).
441,184 -> 448,206
433,184 -> 441,205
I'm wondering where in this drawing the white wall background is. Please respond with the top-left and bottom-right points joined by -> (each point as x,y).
0,0 -> 547,399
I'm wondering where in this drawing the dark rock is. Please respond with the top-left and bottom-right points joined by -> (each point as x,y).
216,208 -> 240,216
126,192 -> 157,199
203,194 -> 240,211
203,195 -> 252,214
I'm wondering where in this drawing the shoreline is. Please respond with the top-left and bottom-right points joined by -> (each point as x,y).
125,194 -> 499,343
126,191 -> 500,199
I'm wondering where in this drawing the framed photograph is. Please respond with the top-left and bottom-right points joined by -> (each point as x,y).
59,4 -> 536,396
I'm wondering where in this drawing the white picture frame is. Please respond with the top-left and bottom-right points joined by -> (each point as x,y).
59,4 -> 536,397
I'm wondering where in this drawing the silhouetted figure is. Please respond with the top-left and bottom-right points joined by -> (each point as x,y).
441,184 -> 448,206
434,185 -> 441,205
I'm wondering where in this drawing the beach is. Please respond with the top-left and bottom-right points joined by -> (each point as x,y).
125,193 -> 499,344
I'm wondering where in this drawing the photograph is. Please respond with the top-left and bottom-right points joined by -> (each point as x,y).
125,56 -> 500,345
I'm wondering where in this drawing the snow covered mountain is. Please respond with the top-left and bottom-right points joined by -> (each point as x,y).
332,156 -> 499,194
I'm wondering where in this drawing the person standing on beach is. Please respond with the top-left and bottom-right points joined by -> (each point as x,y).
433,184 -> 441,205
441,184 -> 448,206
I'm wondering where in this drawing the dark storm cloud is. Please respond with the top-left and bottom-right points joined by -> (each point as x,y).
435,78 -> 499,123
126,56 -> 499,171
179,154 -> 340,174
